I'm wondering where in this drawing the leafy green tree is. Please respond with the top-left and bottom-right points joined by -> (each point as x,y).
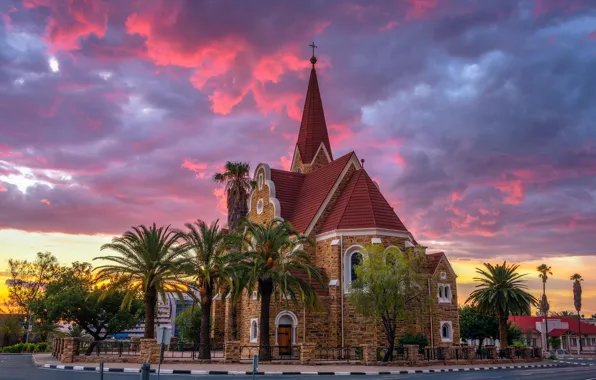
213,162 -> 254,232
0,314 -> 22,347
548,336 -> 561,349
174,306 -> 201,345
6,252 -> 61,341
95,224 -> 188,339
348,245 -> 426,362
466,262 -> 537,348
31,262 -> 143,354
459,306 -> 498,348
240,218 -> 323,359
32,319 -> 60,342
177,219 -> 240,359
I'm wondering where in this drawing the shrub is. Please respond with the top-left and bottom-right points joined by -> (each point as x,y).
397,333 -> 429,353
36,342 -> 49,352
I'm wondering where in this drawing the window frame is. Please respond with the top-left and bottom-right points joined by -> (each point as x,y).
440,321 -> 453,342
250,318 -> 259,343
256,199 -> 264,214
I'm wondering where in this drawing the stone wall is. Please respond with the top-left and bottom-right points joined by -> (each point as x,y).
248,168 -> 276,225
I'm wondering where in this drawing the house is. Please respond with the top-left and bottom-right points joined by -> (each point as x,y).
210,51 -> 460,351
509,316 -> 596,353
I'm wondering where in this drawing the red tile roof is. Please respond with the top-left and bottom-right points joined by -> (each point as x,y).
273,152 -> 355,233
548,328 -> 569,337
295,68 -> 333,164
319,169 -> 408,233
509,316 -> 596,335
424,252 -> 445,274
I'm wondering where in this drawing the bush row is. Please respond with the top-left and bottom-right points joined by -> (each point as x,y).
0,342 -> 51,353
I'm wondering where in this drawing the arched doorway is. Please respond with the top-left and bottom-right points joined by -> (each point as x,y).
275,311 -> 298,355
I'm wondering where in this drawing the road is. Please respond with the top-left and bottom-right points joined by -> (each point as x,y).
1,355 -> 595,380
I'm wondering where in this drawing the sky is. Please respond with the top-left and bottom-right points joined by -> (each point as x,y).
0,0 -> 595,315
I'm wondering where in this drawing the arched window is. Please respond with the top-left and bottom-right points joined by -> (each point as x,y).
256,199 -> 264,214
250,318 -> 258,343
350,251 -> 362,282
438,285 -> 444,298
440,321 -> 452,342
257,172 -> 264,190
445,285 -> 451,300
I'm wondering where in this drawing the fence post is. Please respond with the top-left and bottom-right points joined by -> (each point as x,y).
224,341 -> 240,363
299,343 -> 316,364
360,344 -> 376,365
405,345 -> 420,365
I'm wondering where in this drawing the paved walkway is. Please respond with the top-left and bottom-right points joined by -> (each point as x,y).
33,354 -> 557,374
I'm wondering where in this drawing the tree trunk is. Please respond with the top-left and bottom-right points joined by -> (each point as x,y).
231,304 -> 238,341
199,288 -> 212,360
477,337 -> 484,354
259,278 -> 273,360
578,312 -> 582,352
144,288 -> 157,339
382,316 -> 396,362
498,316 -> 508,349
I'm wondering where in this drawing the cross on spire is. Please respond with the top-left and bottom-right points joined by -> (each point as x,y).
309,42 -> 318,67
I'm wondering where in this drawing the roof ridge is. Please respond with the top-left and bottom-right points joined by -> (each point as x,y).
306,151 -> 354,174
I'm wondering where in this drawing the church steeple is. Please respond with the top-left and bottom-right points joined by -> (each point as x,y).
290,43 -> 333,174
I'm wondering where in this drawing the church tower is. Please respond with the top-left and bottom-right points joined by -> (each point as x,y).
290,44 -> 333,174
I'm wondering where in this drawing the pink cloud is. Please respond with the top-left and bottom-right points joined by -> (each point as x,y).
406,0 -> 441,20
212,187 -> 227,216
24,0 -> 109,52
379,20 -> 399,31
40,198 -> 51,205
589,31 -> 596,40
0,184 -> 6,192
181,159 -> 208,179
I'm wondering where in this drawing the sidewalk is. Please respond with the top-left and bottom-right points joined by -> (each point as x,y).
33,354 -> 559,375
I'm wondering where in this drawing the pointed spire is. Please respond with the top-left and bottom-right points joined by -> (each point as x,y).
294,52 -> 333,166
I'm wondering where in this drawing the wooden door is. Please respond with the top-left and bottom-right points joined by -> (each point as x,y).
278,325 -> 292,355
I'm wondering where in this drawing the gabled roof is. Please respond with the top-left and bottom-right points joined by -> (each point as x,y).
424,252 -> 446,273
320,169 -> 408,233
295,68 -> 333,164
288,152 -> 355,232
548,329 -> 569,337
269,153 -> 356,233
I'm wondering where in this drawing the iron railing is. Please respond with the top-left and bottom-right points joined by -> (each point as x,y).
422,347 -> 445,361
314,347 -> 362,362
376,346 -> 407,361
79,340 -> 141,357
240,345 -> 300,361
162,342 -> 224,359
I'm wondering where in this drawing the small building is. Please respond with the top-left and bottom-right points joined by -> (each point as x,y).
509,316 -> 596,353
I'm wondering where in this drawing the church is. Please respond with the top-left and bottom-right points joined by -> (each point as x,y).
211,51 -> 460,352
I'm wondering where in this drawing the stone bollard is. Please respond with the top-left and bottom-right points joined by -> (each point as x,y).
361,344 -> 377,365
59,337 -> 79,363
465,346 -> 476,360
224,341 -> 240,363
405,345 -> 420,365
299,343 -> 317,364
486,346 -> 497,362
139,339 -> 161,364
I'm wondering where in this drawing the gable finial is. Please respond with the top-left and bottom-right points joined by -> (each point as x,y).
309,41 -> 318,67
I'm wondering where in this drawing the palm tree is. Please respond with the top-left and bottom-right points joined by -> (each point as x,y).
466,262 -> 537,348
213,161 -> 254,232
65,324 -> 90,339
537,264 -> 552,349
95,224 -> 187,339
221,271 -> 249,341
570,273 -> 583,351
240,218 -> 323,359
178,219 -> 241,359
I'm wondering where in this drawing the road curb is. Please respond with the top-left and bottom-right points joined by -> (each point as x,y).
36,362 -> 560,375
555,360 -> 595,366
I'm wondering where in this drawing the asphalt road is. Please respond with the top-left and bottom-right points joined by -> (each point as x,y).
1,355 -> 595,380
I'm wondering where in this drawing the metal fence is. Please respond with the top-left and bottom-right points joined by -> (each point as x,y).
314,347 -> 362,362
376,346 -> 408,361
240,345 -> 300,361
162,342 -> 224,360
421,347 -> 445,361
79,340 -> 141,357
